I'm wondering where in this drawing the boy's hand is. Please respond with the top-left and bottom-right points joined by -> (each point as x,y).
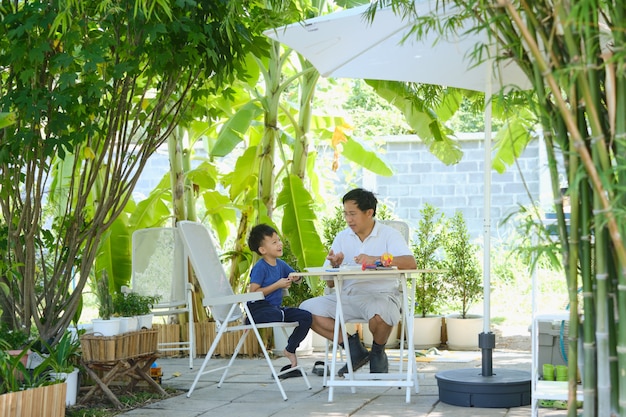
288,273 -> 302,283
278,277 -> 292,288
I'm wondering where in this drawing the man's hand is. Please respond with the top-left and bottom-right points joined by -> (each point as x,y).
326,250 -> 344,268
353,254 -> 378,265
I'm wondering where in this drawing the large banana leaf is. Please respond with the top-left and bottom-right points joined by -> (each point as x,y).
366,79 -> 463,165
276,175 -> 327,269
211,101 -> 263,157
128,176 -> 172,229
317,128 -> 394,176
202,190 -> 237,246
492,108 -> 536,173
94,216 -> 133,292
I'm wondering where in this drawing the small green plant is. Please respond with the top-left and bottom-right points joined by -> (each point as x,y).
443,211 -> 483,319
0,345 -> 50,394
411,203 -> 447,317
95,270 -> 114,320
41,330 -> 82,373
113,291 -> 161,317
0,322 -> 31,350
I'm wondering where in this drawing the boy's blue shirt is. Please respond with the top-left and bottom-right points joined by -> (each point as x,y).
249,258 -> 295,306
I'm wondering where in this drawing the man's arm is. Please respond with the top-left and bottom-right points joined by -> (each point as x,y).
391,254 -> 417,270
353,253 -> 417,269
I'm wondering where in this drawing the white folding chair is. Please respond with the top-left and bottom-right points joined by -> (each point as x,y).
132,227 -> 195,369
321,219 -> 417,391
177,221 -> 312,401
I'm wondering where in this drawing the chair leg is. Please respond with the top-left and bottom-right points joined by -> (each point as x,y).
187,323 -> 230,397
187,291 -> 195,369
218,329 -> 249,387
250,325 -> 289,401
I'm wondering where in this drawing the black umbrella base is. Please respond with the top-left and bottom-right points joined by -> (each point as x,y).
435,368 -> 531,408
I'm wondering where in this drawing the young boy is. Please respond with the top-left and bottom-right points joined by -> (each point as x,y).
247,224 -> 312,372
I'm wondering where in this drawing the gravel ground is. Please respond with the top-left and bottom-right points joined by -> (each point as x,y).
493,323 -> 531,352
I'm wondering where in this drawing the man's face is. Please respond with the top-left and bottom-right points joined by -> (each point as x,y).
343,200 -> 373,235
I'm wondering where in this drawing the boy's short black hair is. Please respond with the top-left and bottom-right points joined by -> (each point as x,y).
248,224 -> 278,255
343,188 -> 378,217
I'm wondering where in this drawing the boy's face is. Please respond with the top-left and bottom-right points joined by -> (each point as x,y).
258,232 -> 283,258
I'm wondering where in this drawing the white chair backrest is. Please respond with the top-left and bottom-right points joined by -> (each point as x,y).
379,219 -> 410,244
132,227 -> 185,305
176,221 -> 241,323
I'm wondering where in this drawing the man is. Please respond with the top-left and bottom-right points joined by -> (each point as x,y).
300,188 -> 417,375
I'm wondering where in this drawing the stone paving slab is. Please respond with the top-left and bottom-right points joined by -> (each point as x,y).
116,350 -> 573,417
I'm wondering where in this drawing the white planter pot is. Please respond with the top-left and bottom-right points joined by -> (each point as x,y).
445,314 -> 484,350
50,367 -> 79,406
137,313 -> 154,329
272,328 -> 313,357
362,322 -> 400,348
310,323 -> 359,352
118,316 -> 139,333
413,315 -> 443,349
311,331 -> 327,352
92,318 -> 121,337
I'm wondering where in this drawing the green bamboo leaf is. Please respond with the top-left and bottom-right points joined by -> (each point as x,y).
276,175 -> 327,269
0,112 -> 16,129
211,101 -> 263,157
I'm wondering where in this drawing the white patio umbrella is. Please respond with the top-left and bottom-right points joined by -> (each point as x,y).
264,1 -> 533,407
263,2 -> 529,91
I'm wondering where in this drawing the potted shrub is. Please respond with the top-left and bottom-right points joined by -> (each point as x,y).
442,211 -> 484,350
114,288 -> 161,330
92,271 -> 121,336
112,290 -> 139,333
411,203 -> 447,349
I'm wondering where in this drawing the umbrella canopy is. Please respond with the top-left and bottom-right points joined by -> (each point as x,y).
263,2 -> 531,93
264,1 -> 534,344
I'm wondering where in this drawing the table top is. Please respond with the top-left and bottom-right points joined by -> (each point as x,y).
291,267 -> 441,278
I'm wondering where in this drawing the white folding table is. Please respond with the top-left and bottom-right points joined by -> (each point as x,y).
293,267 -> 434,403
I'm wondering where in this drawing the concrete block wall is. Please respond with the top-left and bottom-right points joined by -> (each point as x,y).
355,134 -> 545,241
135,134 -> 547,243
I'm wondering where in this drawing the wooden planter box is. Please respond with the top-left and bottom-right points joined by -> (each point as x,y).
0,383 -> 66,417
80,329 -> 159,363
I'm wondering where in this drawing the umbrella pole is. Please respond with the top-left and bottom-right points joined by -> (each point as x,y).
480,90 -> 496,377
436,80 -> 529,410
